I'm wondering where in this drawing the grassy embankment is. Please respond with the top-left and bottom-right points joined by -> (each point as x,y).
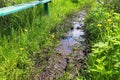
0,0 -> 94,80
82,0 -> 120,80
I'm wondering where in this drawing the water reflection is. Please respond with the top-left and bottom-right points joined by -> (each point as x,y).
56,11 -> 86,55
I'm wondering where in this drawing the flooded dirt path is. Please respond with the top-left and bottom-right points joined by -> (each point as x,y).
56,10 -> 86,55
34,10 -> 90,80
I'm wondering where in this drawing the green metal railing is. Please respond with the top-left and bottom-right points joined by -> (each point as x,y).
0,0 -> 51,17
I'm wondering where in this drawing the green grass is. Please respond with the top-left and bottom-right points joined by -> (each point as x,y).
0,0 -> 94,80
83,1 -> 120,80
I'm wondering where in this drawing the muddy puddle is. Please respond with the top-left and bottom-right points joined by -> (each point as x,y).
34,10 -> 89,80
56,11 -> 86,55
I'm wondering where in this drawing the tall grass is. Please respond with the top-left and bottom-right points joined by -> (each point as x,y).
0,0 -> 94,79
84,2 -> 120,80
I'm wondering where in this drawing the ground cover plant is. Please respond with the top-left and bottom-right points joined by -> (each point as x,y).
84,1 -> 120,80
0,0 -> 94,80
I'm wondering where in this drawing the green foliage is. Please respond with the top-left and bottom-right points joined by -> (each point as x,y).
110,0 -> 120,13
96,0 -> 120,13
0,0 -> 94,79
105,0 -> 120,13
85,3 -> 120,80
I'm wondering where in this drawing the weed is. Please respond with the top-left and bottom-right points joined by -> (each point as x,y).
84,2 -> 120,80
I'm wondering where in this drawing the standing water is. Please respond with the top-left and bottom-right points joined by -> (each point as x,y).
35,10 -> 89,80
56,10 -> 86,55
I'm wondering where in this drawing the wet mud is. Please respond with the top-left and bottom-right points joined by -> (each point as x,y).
34,10 -> 90,80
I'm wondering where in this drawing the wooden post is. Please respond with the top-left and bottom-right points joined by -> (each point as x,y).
44,2 -> 49,15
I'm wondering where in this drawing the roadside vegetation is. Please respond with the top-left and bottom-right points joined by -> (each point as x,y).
83,0 -> 120,80
0,0 -> 94,80
2,0 -> 119,80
